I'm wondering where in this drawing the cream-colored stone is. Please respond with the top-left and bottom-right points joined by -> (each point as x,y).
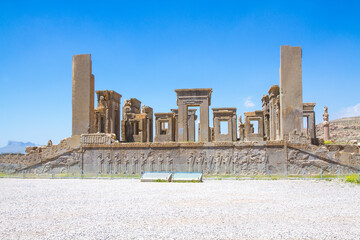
279,46 -> 303,139
72,54 -> 94,136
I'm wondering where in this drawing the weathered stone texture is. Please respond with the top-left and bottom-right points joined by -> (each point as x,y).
94,90 -> 122,140
121,99 -> 153,142
72,54 -> 94,136
280,46 -> 303,139
155,113 -> 175,142
175,88 -> 212,142
212,108 -> 237,142
303,103 -> 316,141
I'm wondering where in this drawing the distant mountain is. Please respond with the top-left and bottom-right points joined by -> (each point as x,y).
0,141 -> 39,154
316,116 -> 360,143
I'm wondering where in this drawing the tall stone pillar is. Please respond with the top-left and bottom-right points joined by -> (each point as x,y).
323,106 -> 330,141
177,104 -> 188,142
279,45 -> 303,139
199,102 -> 210,142
72,54 -> 94,136
232,114 -> 237,142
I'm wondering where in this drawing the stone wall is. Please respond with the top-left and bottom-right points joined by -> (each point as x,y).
78,142 -> 360,175
1,139 -> 359,176
0,135 -> 81,173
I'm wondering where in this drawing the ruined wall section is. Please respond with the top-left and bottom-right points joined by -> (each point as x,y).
1,138 -> 359,175
0,135 -> 81,173
77,142 -> 360,176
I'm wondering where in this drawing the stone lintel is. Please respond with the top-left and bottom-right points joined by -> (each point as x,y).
175,88 -> 212,105
212,107 -> 236,112
96,90 -> 122,101
244,111 -> 263,117
155,113 -> 174,118
303,102 -> 316,112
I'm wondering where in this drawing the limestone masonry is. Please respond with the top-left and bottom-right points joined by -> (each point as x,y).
1,46 -> 359,175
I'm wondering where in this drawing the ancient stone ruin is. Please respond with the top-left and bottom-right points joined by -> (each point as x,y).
1,45 -> 359,176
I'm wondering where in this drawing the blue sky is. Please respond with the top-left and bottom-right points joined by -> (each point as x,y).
0,1 -> 359,146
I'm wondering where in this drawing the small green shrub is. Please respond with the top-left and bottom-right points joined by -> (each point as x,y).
324,140 -> 333,145
172,180 -> 200,183
153,179 -> 168,182
345,174 -> 360,184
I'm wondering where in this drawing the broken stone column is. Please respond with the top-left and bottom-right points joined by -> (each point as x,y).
268,85 -> 280,141
72,54 -> 95,136
323,106 -> 330,141
142,106 -> 154,142
279,45 -> 303,139
261,95 -> 270,141
238,116 -> 245,141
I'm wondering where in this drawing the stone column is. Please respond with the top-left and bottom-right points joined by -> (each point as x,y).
171,109 -> 178,142
308,112 -> 316,139
110,102 -> 115,134
188,109 -> 197,142
177,103 -> 188,142
275,96 -> 281,140
232,114 -> 237,141
323,106 -> 330,141
279,45 -> 303,139
97,114 -> 101,133
105,108 -> 110,133
244,116 -> 251,140
227,119 -> 232,140
239,116 -> 244,141
258,116 -> 264,138
72,54 -> 94,136
268,85 -> 279,141
199,102 -> 210,142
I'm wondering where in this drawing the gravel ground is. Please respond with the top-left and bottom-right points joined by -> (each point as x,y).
0,179 -> 359,240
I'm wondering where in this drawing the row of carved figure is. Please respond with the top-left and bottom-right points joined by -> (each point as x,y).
94,150 -> 267,175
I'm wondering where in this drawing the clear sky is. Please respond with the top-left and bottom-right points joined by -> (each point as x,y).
1,1 -> 359,146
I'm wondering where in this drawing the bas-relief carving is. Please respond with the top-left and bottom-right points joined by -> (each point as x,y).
139,152 -> 147,172
165,153 -> 173,172
187,152 -> 195,172
97,152 -> 104,173
123,151 -> 129,174
40,151 -> 81,173
147,151 -> 154,172
114,152 -> 120,173
3,145 -> 359,176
